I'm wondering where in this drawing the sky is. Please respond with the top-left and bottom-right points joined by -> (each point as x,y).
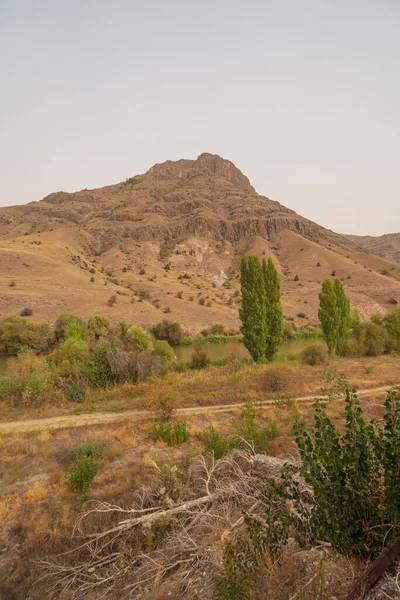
0,0 -> 399,236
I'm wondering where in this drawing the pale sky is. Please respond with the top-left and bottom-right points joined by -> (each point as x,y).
1,0 -> 399,235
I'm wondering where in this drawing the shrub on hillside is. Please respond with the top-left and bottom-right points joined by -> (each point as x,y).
351,322 -> 390,356
197,425 -> 230,459
88,315 -> 110,339
54,314 -> 86,341
151,319 -> 185,344
190,346 -> 209,370
20,307 -> 33,317
283,321 -> 295,339
126,326 -> 154,352
383,307 -> 400,351
0,316 -> 53,355
153,340 -> 175,362
3,350 -> 55,404
300,344 -> 328,366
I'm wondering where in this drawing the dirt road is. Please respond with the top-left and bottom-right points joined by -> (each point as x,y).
0,385 -> 393,434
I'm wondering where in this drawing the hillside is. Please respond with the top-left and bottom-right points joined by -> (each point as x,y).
346,232 -> 400,265
0,153 -> 399,331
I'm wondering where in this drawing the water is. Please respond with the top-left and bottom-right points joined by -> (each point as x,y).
173,338 -> 326,362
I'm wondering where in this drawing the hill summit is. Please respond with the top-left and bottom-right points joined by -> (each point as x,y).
0,153 -> 399,331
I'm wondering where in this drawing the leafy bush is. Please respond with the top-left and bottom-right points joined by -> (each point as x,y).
88,315 -> 110,339
56,338 -> 90,374
284,390 -> 400,557
152,420 -> 190,445
68,383 -> 85,403
383,307 -> 400,351
198,297 -> 206,305
54,314 -> 86,341
352,321 -> 390,356
197,425 -> 230,459
0,316 -> 53,355
300,344 -> 328,365
2,350 -> 55,404
319,369 -> 348,401
233,400 -> 278,453
126,326 -> 154,352
283,321 -> 295,339
66,442 -> 105,500
151,320 -> 185,344
107,294 -> 117,307
20,307 -> 33,317
152,340 -> 175,361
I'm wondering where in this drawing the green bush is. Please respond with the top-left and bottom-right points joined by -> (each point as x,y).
56,338 -> 90,374
300,344 -> 328,365
190,346 -> 209,369
54,314 -> 86,341
198,425 -> 230,459
383,307 -> 400,351
88,315 -> 110,339
68,383 -> 85,403
0,316 -> 53,355
126,326 -> 154,351
66,455 -> 98,501
284,390 -> 400,557
233,400 -> 278,453
151,320 -> 185,344
152,420 -> 190,445
352,321 -> 390,356
153,340 -> 175,361
319,369 -> 348,401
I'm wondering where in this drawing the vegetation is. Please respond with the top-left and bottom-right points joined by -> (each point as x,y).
318,278 -> 350,354
239,255 -> 283,362
151,319 -> 185,344
0,316 -> 53,355
300,344 -> 327,365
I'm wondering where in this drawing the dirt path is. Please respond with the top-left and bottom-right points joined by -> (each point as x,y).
0,385 -> 393,434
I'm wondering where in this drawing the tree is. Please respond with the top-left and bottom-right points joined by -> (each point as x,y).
263,258 -> 284,361
318,279 -> 339,354
319,279 -> 351,355
383,307 -> 400,351
334,278 -> 351,355
239,255 -> 267,361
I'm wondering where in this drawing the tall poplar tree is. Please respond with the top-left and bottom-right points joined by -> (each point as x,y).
263,258 -> 284,361
239,255 -> 266,361
318,278 -> 351,354
334,278 -> 351,355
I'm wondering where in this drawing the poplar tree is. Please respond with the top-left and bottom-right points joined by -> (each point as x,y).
263,257 -> 284,361
334,278 -> 351,355
318,278 -> 351,355
239,255 -> 266,361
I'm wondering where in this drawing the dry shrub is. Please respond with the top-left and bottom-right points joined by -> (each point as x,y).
300,344 -> 328,366
147,385 -> 178,421
262,367 -> 287,392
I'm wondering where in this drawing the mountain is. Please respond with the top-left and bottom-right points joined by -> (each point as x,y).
346,233 -> 400,265
0,153 -> 399,331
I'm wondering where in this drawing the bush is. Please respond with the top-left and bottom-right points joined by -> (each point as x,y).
153,340 -> 175,361
66,454 -> 98,501
297,312 -> 306,319
68,383 -> 85,403
20,307 -> 33,317
190,346 -> 209,370
126,326 -> 154,351
283,321 -> 295,339
300,344 -> 328,365
88,315 -> 110,339
284,390 -> 400,557
198,425 -> 230,459
54,314 -> 86,341
262,368 -> 287,392
152,420 -> 190,445
352,321 -> 389,356
388,298 -> 398,305
383,307 -> 400,351
319,369 -> 348,401
202,323 -> 227,336
4,350 -> 55,404
294,274 -> 299,281
198,297 -> 206,305
56,338 -> 90,374
0,316 -> 53,355
151,320 -> 185,344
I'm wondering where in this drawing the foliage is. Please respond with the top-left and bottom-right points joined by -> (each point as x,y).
300,344 -> 328,366
197,425 -> 230,459
152,340 -> 175,362
351,321 -> 390,356
262,368 -> 287,392
383,307 -> 400,351
151,319 -> 185,344
190,345 -> 210,369
68,383 -> 85,403
152,420 -> 190,445
283,321 -> 295,339
239,255 -> 267,362
334,278 -> 351,355
318,279 -> 339,354
233,400 -> 278,453
20,307 -> 33,316
66,442 -> 105,501
88,315 -> 110,339
56,338 -> 90,374
2,350 -> 55,404
54,314 -> 86,341
283,390 -> 400,557
126,326 -> 154,352
0,316 -> 53,355
263,258 -> 284,361
107,294 -> 117,307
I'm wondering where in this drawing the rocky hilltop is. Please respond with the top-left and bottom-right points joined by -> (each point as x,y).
0,153 -> 399,330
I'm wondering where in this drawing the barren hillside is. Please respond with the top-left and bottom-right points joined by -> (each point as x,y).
0,153 -> 399,330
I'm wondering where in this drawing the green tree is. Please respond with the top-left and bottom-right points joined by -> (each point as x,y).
239,255 -> 267,361
334,278 -> 351,355
262,258 -> 284,361
383,307 -> 400,351
318,279 -> 339,354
